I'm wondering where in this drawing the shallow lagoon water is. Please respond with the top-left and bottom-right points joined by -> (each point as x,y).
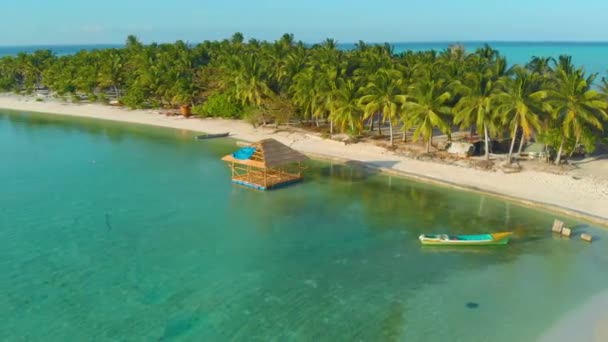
1,110 -> 607,341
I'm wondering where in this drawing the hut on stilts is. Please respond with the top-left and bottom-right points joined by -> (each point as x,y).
221,138 -> 308,190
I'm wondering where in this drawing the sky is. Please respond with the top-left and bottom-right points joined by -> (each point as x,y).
1,0 -> 608,45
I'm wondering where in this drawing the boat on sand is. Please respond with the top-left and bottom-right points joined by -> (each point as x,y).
418,232 -> 513,246
194,132 -> 229,140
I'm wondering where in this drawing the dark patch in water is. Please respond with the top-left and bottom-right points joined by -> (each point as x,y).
159,316 -> 197,341
466,302 -> 479,309
105,213 -> 112,230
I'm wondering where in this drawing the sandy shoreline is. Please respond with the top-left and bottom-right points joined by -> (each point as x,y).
2,93 -> 608,225
539,290 -> 608,342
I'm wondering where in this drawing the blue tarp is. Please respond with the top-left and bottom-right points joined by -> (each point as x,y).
232,147 -> 256,160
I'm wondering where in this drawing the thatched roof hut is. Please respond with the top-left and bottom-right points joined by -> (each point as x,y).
221,138 -> 308,190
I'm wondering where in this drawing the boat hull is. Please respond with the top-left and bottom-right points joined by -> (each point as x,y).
195,133 -> 229,140
419,232 -> 513,246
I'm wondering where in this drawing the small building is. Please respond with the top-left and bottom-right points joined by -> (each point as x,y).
221,138 -> 308,190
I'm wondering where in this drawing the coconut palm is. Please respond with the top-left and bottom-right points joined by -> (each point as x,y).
526,56 -> 554,77
402,78 -> 452,152
453,58 -> 507,160
220,53 -> 274,107
600,76 -> 608,101
359,68 -> 406,146
290,68 -> 321,122
546,58 -> 608,165
494,66 -> 545,163
330,79 -> 363,134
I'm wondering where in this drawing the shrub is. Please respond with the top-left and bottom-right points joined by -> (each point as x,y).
192,94 -> 243,118
121,87 -> 148,109
537,128 -> 597,157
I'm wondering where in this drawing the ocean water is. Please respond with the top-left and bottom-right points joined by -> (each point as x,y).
391,42 -> 608,76
1,110 -> 608,341
0,44 -> 123,57
1,42 -> 607,76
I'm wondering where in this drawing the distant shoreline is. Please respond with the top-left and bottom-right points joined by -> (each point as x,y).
2,40 -> 608,48
2,93 -> 608,227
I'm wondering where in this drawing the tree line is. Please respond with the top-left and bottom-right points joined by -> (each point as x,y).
1,33 -> 607,164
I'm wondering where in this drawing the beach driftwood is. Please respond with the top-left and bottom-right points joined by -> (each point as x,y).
551,219 -> 564,234
581,233 -> 593,242
561,227 -> 572,238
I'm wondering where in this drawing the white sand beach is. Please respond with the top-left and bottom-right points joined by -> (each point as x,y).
539,290 -> 608,342
2,93 -> 608,224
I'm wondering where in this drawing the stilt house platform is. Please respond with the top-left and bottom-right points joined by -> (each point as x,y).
221,138 -> 308,190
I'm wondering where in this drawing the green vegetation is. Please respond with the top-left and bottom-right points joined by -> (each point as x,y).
1,33 -> 607,164
192,93 -> 243,118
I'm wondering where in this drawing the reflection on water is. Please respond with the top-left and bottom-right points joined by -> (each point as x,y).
1,110 -> 607,341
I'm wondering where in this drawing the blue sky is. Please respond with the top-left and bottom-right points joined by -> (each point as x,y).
1,0 -> 608,45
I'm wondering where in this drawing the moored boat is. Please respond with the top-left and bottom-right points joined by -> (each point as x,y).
418,232 -> 513,246
194,132 -> 229,140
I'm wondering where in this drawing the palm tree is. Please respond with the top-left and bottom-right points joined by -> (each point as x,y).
526,56 -> 554,78
601,76 -> 608,101
494,66 -> 544,163
453,58 -> 506,160
359,68 -> 406,146
546,58 -> 608,165
330,79 -> 363,134
290,68 -> 321,123
402,79 -> 452,152
231,32 -> 245,45
220,53 -> 274,107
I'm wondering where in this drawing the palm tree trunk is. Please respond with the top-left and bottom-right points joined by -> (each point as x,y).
368,117 -> 374,132
568,136 -> 580,158
402,130 -> 406,142
484,124 -> 490,161
330,120 -> 334,135
508,125 -> 518,163
555,137 -> 565,166
517,133 -> 526,157
377,113 -> 382,136
389,120 -> 394,146
426,137 -> 431,153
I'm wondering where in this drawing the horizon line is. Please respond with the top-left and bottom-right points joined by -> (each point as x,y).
2,40 -> 608,48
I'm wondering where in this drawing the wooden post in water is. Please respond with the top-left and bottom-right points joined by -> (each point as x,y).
551,219 -> 564,234
264,169 -> 267,189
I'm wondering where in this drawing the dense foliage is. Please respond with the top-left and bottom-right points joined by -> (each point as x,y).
1,33 -> 607,164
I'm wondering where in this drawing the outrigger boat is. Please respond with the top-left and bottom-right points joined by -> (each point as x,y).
194,132 -> 229,140
418,232 -> 513,246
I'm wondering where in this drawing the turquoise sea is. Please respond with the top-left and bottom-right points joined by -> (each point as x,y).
1,109 -> 608,341
1,42 -> 607,76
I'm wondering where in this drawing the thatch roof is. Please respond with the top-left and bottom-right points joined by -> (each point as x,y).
222,138 -> 308,168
